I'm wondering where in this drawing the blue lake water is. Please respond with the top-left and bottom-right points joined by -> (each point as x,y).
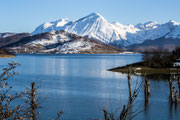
0,54 -> 180,120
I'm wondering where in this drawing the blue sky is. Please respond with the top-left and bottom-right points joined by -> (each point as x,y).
0,0 -> 180,33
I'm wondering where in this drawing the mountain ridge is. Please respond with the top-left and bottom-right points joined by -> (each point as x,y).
32,13 -> 180,47
1,30 -> 121,54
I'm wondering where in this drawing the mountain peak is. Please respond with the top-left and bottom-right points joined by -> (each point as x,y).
83,12 -> 106,21
32,18 -> 70,35
144,21 -> 158,25
168,20 -> 180,25
135,21 -> 158,29
53,18 -> 69,27
88,12 -> 102,17
55,18 -> 69,23
56,18 -> 69,21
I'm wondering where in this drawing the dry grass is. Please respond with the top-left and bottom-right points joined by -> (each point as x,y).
0,54 -> 15,58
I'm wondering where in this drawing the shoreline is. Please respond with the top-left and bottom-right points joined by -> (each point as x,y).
9,52 -> 140,56
11,51 -> 139,55
108,62 -> 180,76
0,54 -> 15,58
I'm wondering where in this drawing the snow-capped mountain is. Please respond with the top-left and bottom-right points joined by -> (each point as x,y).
32,13 -> 138,46
32,13 -> 180,47
63,13 -> 137,46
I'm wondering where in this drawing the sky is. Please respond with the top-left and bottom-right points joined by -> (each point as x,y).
0,0 -> 180,33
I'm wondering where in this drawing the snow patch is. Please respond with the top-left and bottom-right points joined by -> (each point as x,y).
59,40 -> 92,54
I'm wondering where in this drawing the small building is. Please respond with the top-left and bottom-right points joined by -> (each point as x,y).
174,58 -> 180,67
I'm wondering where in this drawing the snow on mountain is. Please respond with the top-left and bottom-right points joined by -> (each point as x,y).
165,20 -> 180,39
32,13 -> 139,46
132,21 -> 169,42
59,40 -> 93,54
32,18 -> 69,35
32,13 -> 180,46
27,31 -> 71,46
138,20 -> 180,41
64,13 -> 137,46
135,21 -> 159,30
166,26 -> 180,39
8,31 -> 120,54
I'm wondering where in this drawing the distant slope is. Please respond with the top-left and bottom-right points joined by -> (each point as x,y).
3,30 -> 121,54
0,49 -> 12,54
127,37 -> 180,52
0,33 -> 31,48
0,32 -> 16,39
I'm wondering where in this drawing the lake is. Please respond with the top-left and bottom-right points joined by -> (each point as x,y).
0,54 -> 180,120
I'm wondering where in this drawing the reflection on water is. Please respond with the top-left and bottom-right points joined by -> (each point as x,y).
142,74 -> 180,81
0,54 -> 180,120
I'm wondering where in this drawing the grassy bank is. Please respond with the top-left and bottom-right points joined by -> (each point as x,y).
0,54 -> 15,58
108,62 -> 180,76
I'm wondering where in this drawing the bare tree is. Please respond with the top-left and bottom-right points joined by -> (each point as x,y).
144,78 -> 150,106
0,61 -> 24,119
103,69 -> 143,120
0,62 -> 63,120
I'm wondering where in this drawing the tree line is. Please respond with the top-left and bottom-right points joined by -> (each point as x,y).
142,47 -> 180,68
